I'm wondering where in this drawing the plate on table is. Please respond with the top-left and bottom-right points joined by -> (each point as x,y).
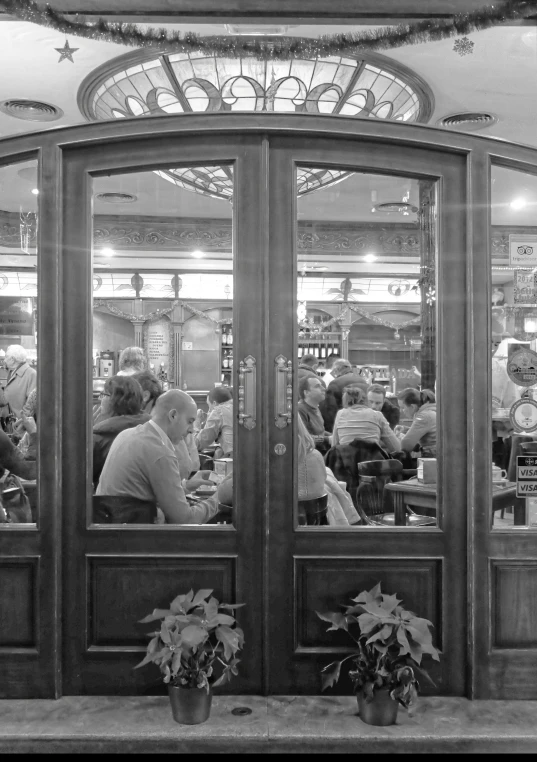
195,484 -> 218,497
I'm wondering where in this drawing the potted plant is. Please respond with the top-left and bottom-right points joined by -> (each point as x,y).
316,582 -> 440,726
135,588 -> 245,725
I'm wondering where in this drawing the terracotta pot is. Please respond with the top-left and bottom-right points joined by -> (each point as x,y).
168,685 -> 212,725
357,688 -> 398,726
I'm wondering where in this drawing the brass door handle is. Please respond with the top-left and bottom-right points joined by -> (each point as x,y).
238,355 -> 256,429
275,355 -> 292,428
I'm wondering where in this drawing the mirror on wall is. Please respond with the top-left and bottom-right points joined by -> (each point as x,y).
294,168 -> 438,529
0,158 -> 39,527
90,165 -> 235,528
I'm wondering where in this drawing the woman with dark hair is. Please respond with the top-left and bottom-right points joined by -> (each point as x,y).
92,375 -> 149,486
396,388 -> 437,458
331,386 -> 400,451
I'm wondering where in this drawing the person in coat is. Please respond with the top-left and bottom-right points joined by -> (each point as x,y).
319,358 -> 368,432
396,387 -> 437,458
0,345 -> 37,418
92,375 -> 150,487
297,354 -> 326,385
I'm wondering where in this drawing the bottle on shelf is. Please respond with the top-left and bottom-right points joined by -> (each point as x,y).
222,350 -> 229,369
228,351 -> 233,369
227,328 -> 233,345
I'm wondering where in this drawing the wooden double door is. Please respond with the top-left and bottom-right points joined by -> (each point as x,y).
0,115 -> 469,697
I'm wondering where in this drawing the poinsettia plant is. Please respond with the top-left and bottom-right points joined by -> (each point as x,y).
316,582 -> 440,709
135,589 -> 245,692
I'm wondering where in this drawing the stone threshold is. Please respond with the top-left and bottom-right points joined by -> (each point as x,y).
1,695 -> 537,753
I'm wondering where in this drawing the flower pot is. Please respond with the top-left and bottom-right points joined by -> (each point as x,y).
168,685 -> 212,725
357,688 -> 398,726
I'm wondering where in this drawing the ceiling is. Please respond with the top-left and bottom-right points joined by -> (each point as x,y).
0,11 -> 536,285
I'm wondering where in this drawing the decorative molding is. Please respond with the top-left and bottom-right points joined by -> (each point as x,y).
0,208 -> 529,259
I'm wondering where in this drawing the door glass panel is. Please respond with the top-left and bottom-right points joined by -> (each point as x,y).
295,168 -> 438,529
90,165 -> 234,527
0,159 -> 38,527
490,164 -> 537,529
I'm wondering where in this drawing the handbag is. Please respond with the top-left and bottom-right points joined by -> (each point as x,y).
0,470 -> 32,523
0,403 -> 18,438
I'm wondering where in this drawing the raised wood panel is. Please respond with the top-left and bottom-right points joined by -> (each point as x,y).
294,557 -> 442,652
0,558 -> 38,648
87,555 -> 236,649
492,562 -> 537,648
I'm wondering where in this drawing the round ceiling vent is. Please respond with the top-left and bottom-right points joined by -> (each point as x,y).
95,192 -> 137,204
0,99 -> 63,122
437,112 -> 498,131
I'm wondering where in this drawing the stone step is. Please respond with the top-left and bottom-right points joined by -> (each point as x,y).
1,695 -> 536,753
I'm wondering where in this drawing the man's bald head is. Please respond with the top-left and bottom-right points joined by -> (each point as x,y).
151,389 -> 197,444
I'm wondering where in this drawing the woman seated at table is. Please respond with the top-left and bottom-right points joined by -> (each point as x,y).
331,386 -> 401,452
193,386 -> 233,458
396,388 -> 437,458
297,416 -> 360,526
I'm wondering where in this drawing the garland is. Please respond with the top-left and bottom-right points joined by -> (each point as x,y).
298,303 -> 421,333
1,0 -> 536,60
93,299 -> 233,326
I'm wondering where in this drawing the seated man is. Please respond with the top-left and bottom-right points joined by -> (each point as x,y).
96,389 -> 232,524
193,386 -> 233,458
297,375 -> 331,455
367,383 -> 400,430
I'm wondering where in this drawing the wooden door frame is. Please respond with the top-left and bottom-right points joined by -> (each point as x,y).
266,133 -> 468,694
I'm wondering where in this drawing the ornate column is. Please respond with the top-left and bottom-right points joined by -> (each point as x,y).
418,181 -> 436,392
131,319 -> 145,349
170,302 -> 185,388
339,305 -> 351,359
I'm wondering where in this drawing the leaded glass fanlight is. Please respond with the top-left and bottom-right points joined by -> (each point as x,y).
79,48 -> 433,199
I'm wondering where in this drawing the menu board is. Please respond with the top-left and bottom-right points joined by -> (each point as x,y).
514,270 -> 537,304
147,318 -> 170,369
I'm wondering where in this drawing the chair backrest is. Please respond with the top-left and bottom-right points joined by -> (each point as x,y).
325,440 -> 389,507
93,495 -> 157,524
356,459 -> 403,517
298,494 -> 329,526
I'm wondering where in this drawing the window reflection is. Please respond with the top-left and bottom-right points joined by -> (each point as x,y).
491,165 -> 537,528
296,169 -> 438,528
0,159 -> 38,527
90,167 -> 234,527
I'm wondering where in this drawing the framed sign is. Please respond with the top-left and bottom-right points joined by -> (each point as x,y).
514,270 -> 537,304
510,397 -> 537,433
0,297 -> 34,336
506,347 -> 537,387
509,234 -> 537,268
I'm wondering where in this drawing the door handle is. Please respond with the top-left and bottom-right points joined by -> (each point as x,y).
238,355 -> 256,429
275,355 -> 293,428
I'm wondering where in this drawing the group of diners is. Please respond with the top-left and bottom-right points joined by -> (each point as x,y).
92,346 -> 234,525
297,354 -> 437,462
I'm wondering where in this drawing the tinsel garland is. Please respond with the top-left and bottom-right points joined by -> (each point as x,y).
93,299 -> 233,326
1,0 -> 536,60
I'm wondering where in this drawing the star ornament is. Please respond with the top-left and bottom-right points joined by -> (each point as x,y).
55,39 -> 79,63
453,36 -> 474,57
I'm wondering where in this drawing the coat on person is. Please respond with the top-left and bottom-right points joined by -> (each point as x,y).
324,438 -> 389,507
93,413 -> 150,485
0,362 -> 36,418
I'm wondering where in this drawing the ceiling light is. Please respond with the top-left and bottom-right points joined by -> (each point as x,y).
364,253 -> 377,263
510,198 -> 527,210
31,188 -> 39,195
191,250 -> 205,259
100,247 -> 115,257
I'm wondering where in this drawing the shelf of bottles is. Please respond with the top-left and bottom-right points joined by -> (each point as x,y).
220,324 -> 233,385
298,332 -> 341,366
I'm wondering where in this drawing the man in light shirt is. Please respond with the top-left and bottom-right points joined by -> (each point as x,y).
97,389 -> 232,524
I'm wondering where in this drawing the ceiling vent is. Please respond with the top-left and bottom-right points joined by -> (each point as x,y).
0,99 -> 63,122
437,112 -> 497,131
95,192 -> 137,204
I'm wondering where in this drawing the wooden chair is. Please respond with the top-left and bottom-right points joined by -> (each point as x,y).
356,460 -> 436,527
92,495 -> 157,524
298,494 -> 329,526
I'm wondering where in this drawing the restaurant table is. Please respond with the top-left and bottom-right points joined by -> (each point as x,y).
384,477 -> 520,526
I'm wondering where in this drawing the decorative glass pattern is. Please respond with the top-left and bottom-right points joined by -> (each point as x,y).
83,49 -> 430,198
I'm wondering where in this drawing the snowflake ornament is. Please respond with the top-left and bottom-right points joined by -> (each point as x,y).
453,37 -> 474,56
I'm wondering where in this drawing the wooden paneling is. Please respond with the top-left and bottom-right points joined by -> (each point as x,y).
88,555 -> 235,649
492,561 -> 537,648
0,558 -> 38,648
295,557 -> 442,652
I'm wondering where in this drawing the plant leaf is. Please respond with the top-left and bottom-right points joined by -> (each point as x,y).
320,660 -> 343,691
180,624 -> 209,649
316,610 -> 348,631
216,625 -> 242,661
138,608 -> 171,623
379,593 -> 402,613
192,589 -> 213,605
